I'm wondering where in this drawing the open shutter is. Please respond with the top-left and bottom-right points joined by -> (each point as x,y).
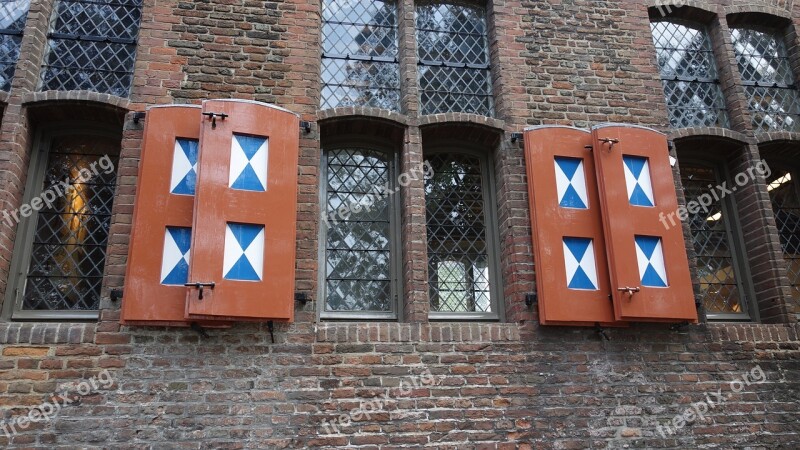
121,105 -> 205,325
591,124 -> 697,322
524,126 -> 620,325
185,100 -> 299,321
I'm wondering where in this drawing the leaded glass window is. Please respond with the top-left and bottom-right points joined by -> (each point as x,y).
9,134 -> 119,319
425,152 -> 496,316
321,0 -> 400,111
416,1 -> 493,117
766,166 -> 800,316
650,21 -> 729,128
0,0 -> 30,91
731,27 -> 800,132
681,164 -> 749,319
40,0 -> 142,97
321,147 -> 398,318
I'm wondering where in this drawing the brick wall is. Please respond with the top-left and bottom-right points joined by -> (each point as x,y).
0,0 -> 798,448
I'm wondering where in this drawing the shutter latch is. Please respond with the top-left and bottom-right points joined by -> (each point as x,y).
185,281 -> 216,300
617,286 -> 641,296
202,112 -> 229,129
598,137 -> 619,150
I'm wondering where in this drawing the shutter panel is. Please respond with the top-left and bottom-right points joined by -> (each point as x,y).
591,124 -> 697,322
184,100 -> 299,321
524,126 -> 620,325
121,105 -> 210,325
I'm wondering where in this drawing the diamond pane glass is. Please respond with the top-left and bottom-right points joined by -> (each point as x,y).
426,152 -> 493,313
21,135 -> 119,312
0,0 -> 30,91
731,27 -> 800,132
324,148 -> 393,313
416,1 -> 493,117
320,0 -> 399,111
766,168 -> 800,315
40,0 -> 142,97
650,21 -> 729,128
681,165 -> 745,316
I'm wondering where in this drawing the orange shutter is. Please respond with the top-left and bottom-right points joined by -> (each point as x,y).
591,124 -> 697,322
121,105 -> 203,326
524,126 -> 620,325
184,100 -> 299,322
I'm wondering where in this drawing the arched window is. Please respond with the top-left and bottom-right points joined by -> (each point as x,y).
415,0 -> 493,116
425,149 -> 500,319
731,26 -> 800,132
765,162 -> 800,316
319,146 -> 400,319
680,162 -> 751,319
40,0 -> 143,97
650,20 -> 729,128
4,128 -> 119,320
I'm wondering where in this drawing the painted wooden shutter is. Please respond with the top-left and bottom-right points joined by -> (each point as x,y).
184,100 -> 299,322
524,126 -> 620,325
121,105 -> 202,325
591,124 -> 697,322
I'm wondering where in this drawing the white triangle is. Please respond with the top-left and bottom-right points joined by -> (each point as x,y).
577,240 -> 598,289
562,240 -> 580,285
170,141 -> 193,193
228,137 -> 250,188
250,139 -> 269,191
160,230 -> 182,283
243,227 -> 265,281
222,224 -> 245,277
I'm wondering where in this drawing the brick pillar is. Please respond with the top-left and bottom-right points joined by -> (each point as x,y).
0,0 -> 56,304
400,125 -> 429,322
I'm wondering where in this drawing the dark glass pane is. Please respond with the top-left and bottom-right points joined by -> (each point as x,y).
425,152 -> 492,313
324,148 -> 393,313
731,27 -> 800,132
681,165 -> 743,315
766,168 -> 800,315
21,135 -> 119,312
320,0 -> 399,111
650,21 -> 729,128
416,1 -> 493,116
41,0 -> 142,96
0,0 -> 31,91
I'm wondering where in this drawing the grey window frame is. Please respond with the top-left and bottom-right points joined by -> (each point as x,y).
317,137 -> 403,320
680,159 -> 758,321
2,124 -> 120,321
424,145 -> 503,321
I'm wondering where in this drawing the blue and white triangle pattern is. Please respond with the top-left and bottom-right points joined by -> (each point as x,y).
229,134 -> 268,192
623,155 -> 655,207
563,237 -> 598,290
635,235 -> 668,287
554,157 -> 588,209
161,227 -> 191,285
170,139 -> 199,195
223,223 -> 264,281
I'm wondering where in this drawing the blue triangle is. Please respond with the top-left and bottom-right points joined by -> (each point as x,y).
568,267 -> 596,290
163,258 -> 190,285
235,135 -> 266,159
629,184 -> 654,207
225,255 -> 260,281
641,264 -> 667,287
556,157 -> 582,179
178,139 -> 199,166
623,155 -> 646,178
229,223 -> 262,250
231,164 -> 264,191
172,169 -> 196,195
635,235 -> 660,258
564,237 -> 591,261
167,227 -> 192,254
560,185 -> 587,209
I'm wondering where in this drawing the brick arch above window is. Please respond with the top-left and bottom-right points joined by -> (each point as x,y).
22,92 -> 130,128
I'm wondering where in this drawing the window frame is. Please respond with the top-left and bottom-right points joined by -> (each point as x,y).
424,145 -> 503,321
0,0 -> 31,92
2,123 -> 120,321
317,136 -> 403,321
680,158 -> 758,321
649,18 -> 730,129
762,158 -> 800,321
